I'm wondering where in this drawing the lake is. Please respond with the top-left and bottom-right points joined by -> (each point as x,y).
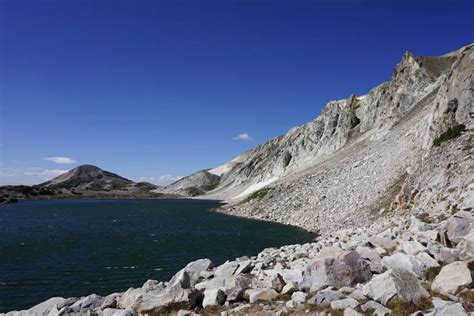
0,199 -> 313,312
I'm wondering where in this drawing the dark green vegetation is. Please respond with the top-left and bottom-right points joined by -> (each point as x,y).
242,188 -> 270,203
433,124 -> 466,146
387,297 -> 433,316
370,172 -> 408,215
425,266 -> 442,282
0,185 -> 55,203
0,199 -> 313,312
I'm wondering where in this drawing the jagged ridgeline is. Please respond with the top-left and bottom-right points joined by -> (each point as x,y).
157,44 -> 473,236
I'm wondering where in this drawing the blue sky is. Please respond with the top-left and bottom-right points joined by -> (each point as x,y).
1,0 -> 472,185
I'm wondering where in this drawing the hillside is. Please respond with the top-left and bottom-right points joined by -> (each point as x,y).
164,44 -> 473,237
0,165 -> 164,202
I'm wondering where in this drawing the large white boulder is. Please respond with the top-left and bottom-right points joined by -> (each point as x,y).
431,261 -> 472,296
362,269 -> 428,305
202,289 -> 226,308
302,251 -> 372,292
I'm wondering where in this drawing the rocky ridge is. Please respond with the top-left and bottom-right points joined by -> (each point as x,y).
203,44 -> 473,237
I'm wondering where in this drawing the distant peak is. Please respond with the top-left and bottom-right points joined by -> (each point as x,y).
73,165 -> 102,171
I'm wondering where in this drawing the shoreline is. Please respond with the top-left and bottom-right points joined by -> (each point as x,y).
3,206 -> 472,315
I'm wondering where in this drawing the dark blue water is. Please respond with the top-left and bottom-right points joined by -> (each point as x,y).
0,199 -> 313,312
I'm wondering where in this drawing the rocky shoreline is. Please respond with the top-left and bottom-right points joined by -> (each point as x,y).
3,205 -> 472,316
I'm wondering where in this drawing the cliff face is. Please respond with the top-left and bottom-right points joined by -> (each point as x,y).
177,44 -> 473,235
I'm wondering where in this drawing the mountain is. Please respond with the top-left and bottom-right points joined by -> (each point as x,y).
0,165 -> 164,202
154,170 -> 220,196
40,164 -> 134,191
169,44 -> 473,235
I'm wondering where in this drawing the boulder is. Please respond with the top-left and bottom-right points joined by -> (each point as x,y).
330,298 -> 359,310
195,275 -> 252,302
202,289 -> 226,308
457,230 -> 474,259
142,279 -> 166,292
369,237 -> 396,250
234,259 -> 253,275
67,294 -> 104,313
133,288 -> 201,314
415,252 -> 440,270
285,291 -> 307,308
117,288 -> 147,309
428,298 -> 468,316
361,300 -> 391,316
100,293 -> 122,309
274,268 -> 305,287
103,308 -> 133,316
167,258 -> 213,290
356,246 -> 383,273
16,297 -> 69,315
302,251 -> 372,292
431,261 -> 472,296
214,261 -> 239,277
348,289 -> 366,301
280,282 -> 297,295
401,240 -> 426,255
307,288 -> 343,306
248,288 -> 279,303
446,211 -> 473,244
434,303 -> 468,316
362,269 -> 428,305
261,272 -> 286,292
343,308 -> 362,316
381,252 -> 426,278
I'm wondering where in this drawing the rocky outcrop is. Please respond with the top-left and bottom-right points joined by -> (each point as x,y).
194,44 -> 474,239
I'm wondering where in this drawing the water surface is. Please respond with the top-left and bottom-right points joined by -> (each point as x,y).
0,199 -> 313,312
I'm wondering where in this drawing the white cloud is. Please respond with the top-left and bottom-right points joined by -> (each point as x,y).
0,167 -> 69,185
24,169 -> 69,178
138,174 -> 183,186
232,133 -> 253,141
44,157 -> 77,164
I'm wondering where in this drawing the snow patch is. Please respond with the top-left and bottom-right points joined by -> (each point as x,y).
208,155 -> 245,176
233,177 -> 279,199
208,163 -> 233,176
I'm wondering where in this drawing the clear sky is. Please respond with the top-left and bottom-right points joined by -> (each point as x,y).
1,0 -> 472,185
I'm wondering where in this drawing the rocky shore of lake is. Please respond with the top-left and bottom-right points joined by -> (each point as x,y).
3,203 -> 472,316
